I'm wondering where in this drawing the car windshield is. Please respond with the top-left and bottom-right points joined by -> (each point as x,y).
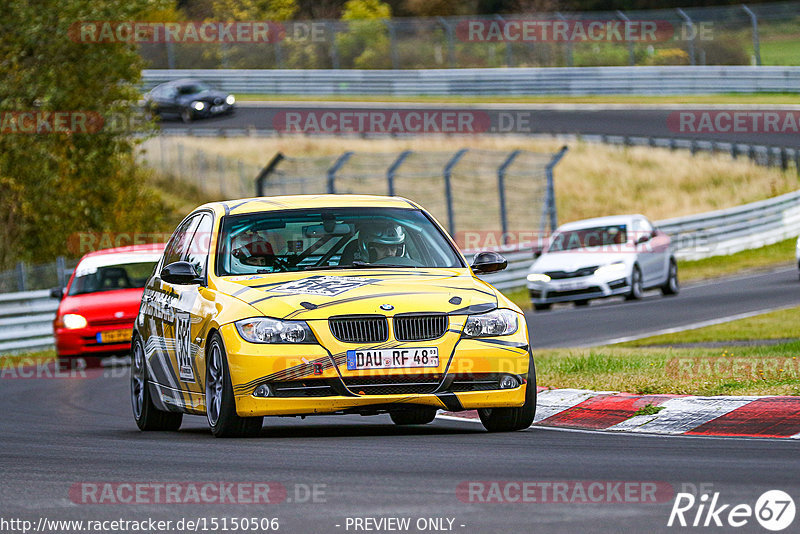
177,82 -> 210,95
68,257 -> 159,296
547,225 -> 628,252
216,207 -> 464,275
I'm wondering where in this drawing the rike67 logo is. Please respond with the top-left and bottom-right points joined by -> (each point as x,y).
668,489 -> 795,531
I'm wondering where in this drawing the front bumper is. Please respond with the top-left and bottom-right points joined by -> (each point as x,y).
54,326 -> 133,357
218,317 -> 531,417
528,274 -> 629,304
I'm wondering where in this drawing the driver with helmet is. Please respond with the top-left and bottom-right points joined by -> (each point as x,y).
358,222 -> 406,263
230,230 -> 276,270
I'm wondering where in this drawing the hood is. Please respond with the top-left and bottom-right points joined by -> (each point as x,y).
531,251 -> 632,274
58,288 -> 145,323
214,268 -> 498,320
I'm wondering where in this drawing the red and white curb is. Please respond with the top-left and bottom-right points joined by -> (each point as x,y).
440,388 -> 800,439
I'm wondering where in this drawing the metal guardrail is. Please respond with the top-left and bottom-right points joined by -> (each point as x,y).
0,290 -> 58,354
142,67 -> 800,96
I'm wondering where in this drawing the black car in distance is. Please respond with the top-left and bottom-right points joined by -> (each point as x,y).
143,79 -> 235,122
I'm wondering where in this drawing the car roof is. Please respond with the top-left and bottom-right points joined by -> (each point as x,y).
81,243 -> 166,260
556,214 -> 648,232
199,194 -> 422,217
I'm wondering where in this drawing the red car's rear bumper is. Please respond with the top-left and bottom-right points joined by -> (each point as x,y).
54,325 -> 133,357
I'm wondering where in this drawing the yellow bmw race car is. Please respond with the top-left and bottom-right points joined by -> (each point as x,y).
131,195 -> 536,437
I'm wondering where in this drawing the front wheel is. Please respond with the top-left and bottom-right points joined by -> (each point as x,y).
131,335 -> 182,431
661,259 -> 679,296
180,107 -> 193,123
478,355 -> 537,432
625,265 -> 643,301
390,406 -> 437,425
206,333 -> 263,438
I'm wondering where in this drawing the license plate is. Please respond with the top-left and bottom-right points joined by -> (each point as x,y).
97,329 -> 132,344
346,348 -> 439,371
211,105 -> 227,113
558,280 -> 587,291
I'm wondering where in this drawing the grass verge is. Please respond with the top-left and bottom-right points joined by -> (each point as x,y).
677,238 -> 797,283
534,305 -> 800,396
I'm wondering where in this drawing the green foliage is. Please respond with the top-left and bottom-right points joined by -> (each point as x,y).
336,0 -> 392,69
0,0 -> 177,268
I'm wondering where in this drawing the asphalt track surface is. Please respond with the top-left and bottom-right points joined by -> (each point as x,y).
2,370 -> 799,534
163,102 -> 800,146
2,269 -> 800,533
527,266 -> 800,348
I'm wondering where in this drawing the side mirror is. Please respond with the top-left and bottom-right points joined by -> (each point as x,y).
49,287 -> 64,300
471,251 -> 508,274
636,234 -> 651,245
161,261 -> 201,285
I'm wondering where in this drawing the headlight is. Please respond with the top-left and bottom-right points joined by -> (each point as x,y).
235,317 -> 316,344
526,273 -> 551,283
225,95 -> 235,106
594,262 -> 627,277
462,309 -> 518,338
191,101 -> 205,111
62,314 -> 87,329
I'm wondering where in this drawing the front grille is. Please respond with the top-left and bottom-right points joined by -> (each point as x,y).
270,380 -> 336,398
394,314 -> 448,341
343,374 -> 441,395
548,286 -> 601,297
329,315 -> 388,343
88,318 -> 131,327
545,266 -> 599,279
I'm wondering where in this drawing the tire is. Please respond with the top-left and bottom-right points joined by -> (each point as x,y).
206,333 -> 263,438
131,335 -> 182,431
661,259 -> 679,296
533,303 -> 551,311
390,406 -> 437,425
478,354 -> 537,432
180,108 -> 193,123
625,265 -> 643,301
574,299 -> 590,307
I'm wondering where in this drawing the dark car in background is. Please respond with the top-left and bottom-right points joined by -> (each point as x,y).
143,79 -> 235,123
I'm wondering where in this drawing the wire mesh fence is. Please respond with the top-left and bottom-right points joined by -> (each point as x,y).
137,1 -> 800,70
0,258 -> 77,294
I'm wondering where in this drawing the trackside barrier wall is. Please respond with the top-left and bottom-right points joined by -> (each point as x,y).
142,66 -> 800,96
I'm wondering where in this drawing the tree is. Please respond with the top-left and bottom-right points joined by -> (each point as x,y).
0,0 -> 175,268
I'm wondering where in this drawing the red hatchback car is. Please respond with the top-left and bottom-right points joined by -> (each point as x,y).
52,244 -> 165,358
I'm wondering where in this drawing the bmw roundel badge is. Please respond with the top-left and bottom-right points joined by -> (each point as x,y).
380,304 -> 394,311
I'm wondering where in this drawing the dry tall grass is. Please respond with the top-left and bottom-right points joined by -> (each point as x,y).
150,135 -> 800,223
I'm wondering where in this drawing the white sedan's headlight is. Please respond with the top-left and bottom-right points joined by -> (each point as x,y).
191,101 -> 205,111
235,317 -> 316,344
594,262 -> 627,277
527,273 -> 551,283
462,309 -> 518,338
225,94 -> 235,106
62,313 -> 88,329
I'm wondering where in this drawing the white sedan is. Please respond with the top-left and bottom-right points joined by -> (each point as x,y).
526,215 -> 679,311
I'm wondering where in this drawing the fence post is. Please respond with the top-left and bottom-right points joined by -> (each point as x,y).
217,155 -> 226,196
328,22 -> 340,69
386,150 -> 411,196
497,150 -> 521,246
437,17 -> 456,68
556,13 -> 573,67
385,20 -> 399,69
676,9 -> 696,66
616,11 -> 636,66
495,15 -> 513,67
255,153 -> 285,196
781,147 -> 788,171
16,261 -> 26,292
443,149 -> 468,235
56,256 -> 66,289
166,41 -> 176,69
741,5 -> 761,66
795,148 -> 800,177
327,151 -> 353,194
544,146 -> 569,232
